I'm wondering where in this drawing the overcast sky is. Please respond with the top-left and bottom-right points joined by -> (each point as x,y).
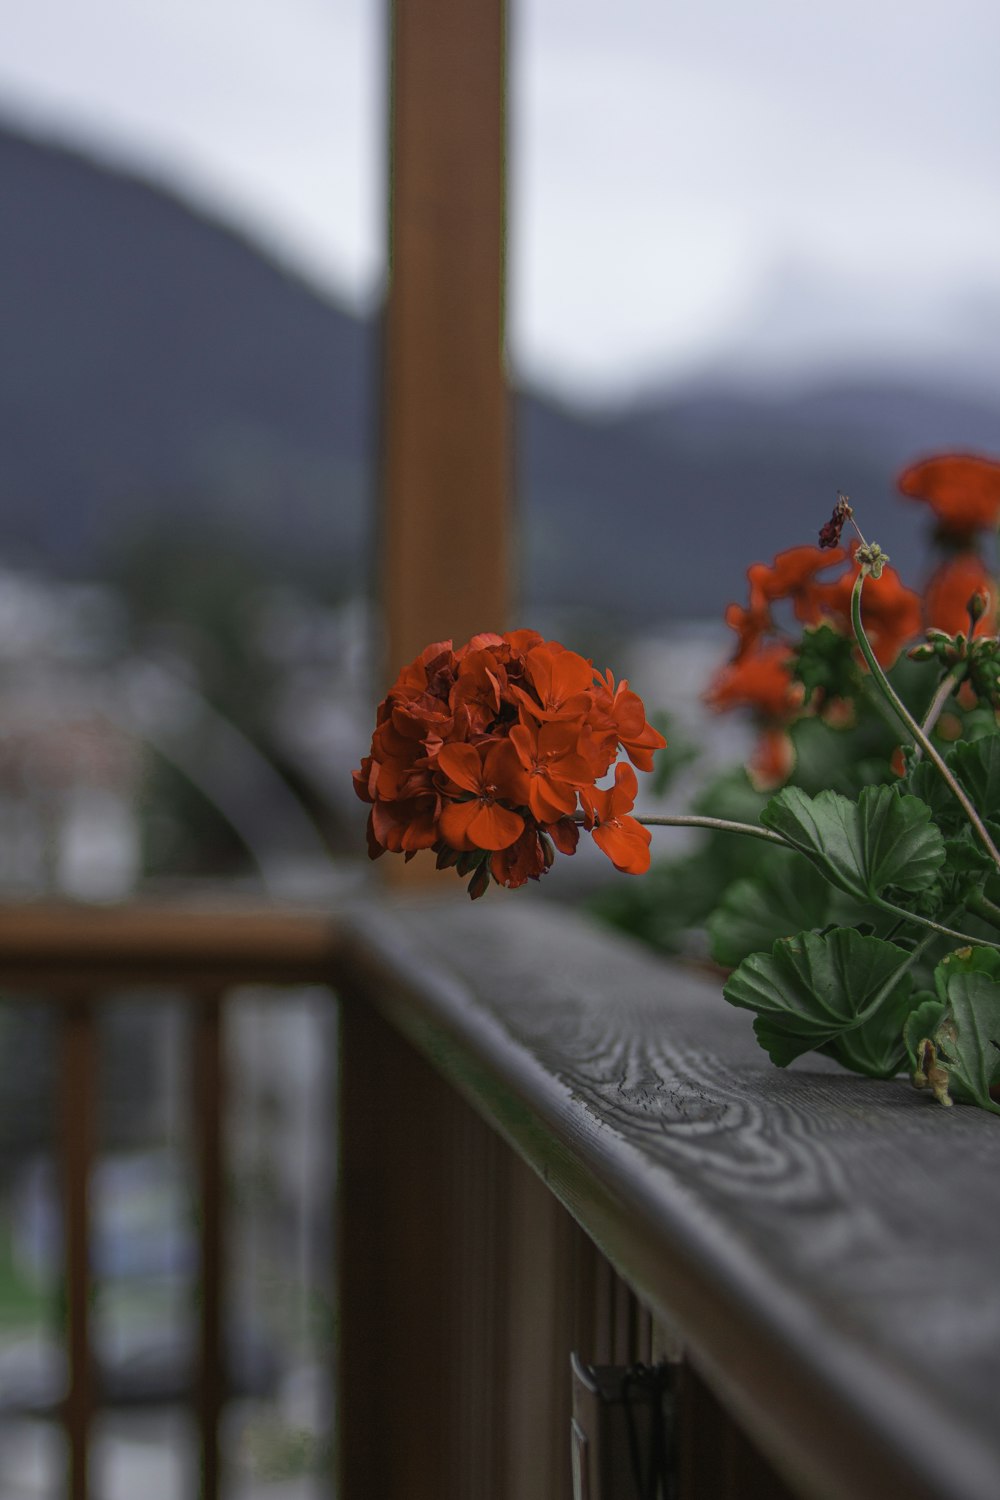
2,0 -> 999,400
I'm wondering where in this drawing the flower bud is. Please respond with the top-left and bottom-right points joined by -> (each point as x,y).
966,589 -> 992,639
855,540 -> 889,578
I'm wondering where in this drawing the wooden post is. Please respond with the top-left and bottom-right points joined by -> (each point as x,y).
337,998 -> 513,1497
62,997 -> 97,1500
381,0 -> 510,676
194,993 -> 225,1500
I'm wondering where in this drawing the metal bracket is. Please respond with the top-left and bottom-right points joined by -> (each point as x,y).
571,1353 -> 676,1500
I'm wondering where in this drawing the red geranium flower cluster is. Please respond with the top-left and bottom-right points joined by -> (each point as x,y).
354,630 -> 666,897
898,453 -> 1000,540
706,542 -> 922,789
897,453 -> 1000,636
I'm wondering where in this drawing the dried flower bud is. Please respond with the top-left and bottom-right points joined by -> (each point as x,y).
818,492 -> 853,549
912,1038 -> 953,1108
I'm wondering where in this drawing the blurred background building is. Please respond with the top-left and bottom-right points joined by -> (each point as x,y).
0,0 -> 998,1493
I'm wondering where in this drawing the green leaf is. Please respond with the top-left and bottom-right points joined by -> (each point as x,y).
708,851 -> 835,968
760,784 -> 945,903
724,928 -> 914,1070
821,983 -> 913,1078
934,945 -> 1000,1002
906,737 -> 1000,837
791,623 -> 859,701
949,737 -> 1000,822
942,830 -> 994,876
903,994 -> 947,1071
936,972 -> 1000,1113
905,758 -> 965,831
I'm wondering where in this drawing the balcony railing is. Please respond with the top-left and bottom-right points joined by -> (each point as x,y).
0,901 -> 343,1500
4,892 -> 1000,1499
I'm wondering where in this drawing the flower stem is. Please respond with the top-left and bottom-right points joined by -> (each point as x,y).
912,665 -> 967,762
875,896 -> 1000,952
634,813 -> 788,846
850,572 -> 1000,873
966,890 -> 1000,931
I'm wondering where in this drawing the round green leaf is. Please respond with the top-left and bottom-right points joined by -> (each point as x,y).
724,927 -> 915,1070
760,784 -> 945,901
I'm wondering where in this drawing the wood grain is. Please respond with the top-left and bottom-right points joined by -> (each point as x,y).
338,895 -> 1000,1500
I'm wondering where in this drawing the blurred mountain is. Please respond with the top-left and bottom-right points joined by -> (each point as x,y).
0,121 -> 375,593
2,121 -> 1000,622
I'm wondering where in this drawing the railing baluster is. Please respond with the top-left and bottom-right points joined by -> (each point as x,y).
194,991 -> 225,1500
62,995 -> 96,1500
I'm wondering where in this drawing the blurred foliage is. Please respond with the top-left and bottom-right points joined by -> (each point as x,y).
107,518 -> 308,878
108,521 -> 279,739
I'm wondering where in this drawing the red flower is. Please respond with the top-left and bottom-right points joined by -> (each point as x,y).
747,727 -> 795,793
923,553 -> 998,636
489,828 -> 548,888
749,544 -> 847,616
436,740 -> 526,851
515,641 -> 595,722
581,763 -> 652,875
897,453 -> 1000,538
710,538 -> 922,795
705,643 -> 802,720
509,719 -> 593,823
807,554 -> 922,668
588,670 -> 666,772
723,546 -> 845,660
355,630 -> 664,896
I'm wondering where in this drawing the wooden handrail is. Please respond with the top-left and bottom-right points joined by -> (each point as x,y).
0,900 -> 344,988
335,895 -> 1000,1500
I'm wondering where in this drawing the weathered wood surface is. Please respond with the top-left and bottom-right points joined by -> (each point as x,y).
339,895 -> 1000,1500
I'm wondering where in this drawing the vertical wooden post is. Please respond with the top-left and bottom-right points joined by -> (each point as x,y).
381,0 -> 510,674
62,997 -> 96,1500
337,998 -> 512,1499
194,993 -> 225,1500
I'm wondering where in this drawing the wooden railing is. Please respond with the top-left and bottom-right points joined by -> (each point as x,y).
5,893 -> 1000,1499
0,902 -> 344,1500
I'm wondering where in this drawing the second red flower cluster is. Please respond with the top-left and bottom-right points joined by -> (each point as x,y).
706,453 -> 1000,788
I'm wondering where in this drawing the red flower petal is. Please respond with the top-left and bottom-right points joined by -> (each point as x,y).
898,453 -> 1000,536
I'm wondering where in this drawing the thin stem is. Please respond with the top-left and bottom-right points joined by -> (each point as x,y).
912,665 -> 966,763
875,896 -> 1000,952
634,813 -> 788,846
966,890 -> 1000,931
850,573 -> 1000,873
